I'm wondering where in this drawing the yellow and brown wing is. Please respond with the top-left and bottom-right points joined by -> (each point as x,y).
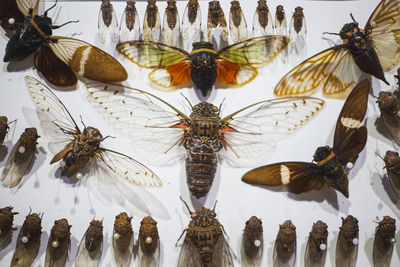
148,60 -> 192,88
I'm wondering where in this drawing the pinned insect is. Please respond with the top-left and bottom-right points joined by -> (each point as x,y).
143,0 -> 161,42
207,1 -> 228,50
181,0 -> 201,51
98,0 -> 119,44
120,1 -> 140,42
75,220 -> 103,267
273,220 -> 296,267
289,7 -> 306,55
0,0 -> 127,87
117,36 -> 289,98
336,215 -> 359,267
162,0 -> 180,47
253,0 -> 274,37
229,1 -> 248,43
1,127 -> 39,188
381,151 -> 400,199
0,207 -> 18,251
275,5 -> 287,36
376,90 -> 400,145
11,212 -> 42,267
373,216 -> 396,267
138,216 -> 160,267
241,216 -> 263,267
0,116 -> 16,147
242,79 -> 369,198
113,212 -> 134,267
44,218 -> 71,267
304,221 -> 328,267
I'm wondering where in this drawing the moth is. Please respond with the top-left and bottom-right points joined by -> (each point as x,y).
162,0 -> 180,47
98,0 -> 119,44
273,220 -> 296,267
117,36 -> 289,98
229,1 -> 248,43
11,212 -> 42,267
75,219 -> 103,267
289,7 -> 306,55
253,0 -> 274,37
335,215 -> 359,267
207,1 -> 228,50
0,0 -> 127,87
242,79 -> 369,198
275,5 -> 287,36
25,76 -> 161,213
382,150 -> 400,199
0,116 -> 16,147
181,0 -> 201,51
86,83 -> 324,198
304,220 -> 328,267
376,91 -> 400,145
143,0 -> 161,42
373,216 -> 396,267
112,212 -> 134,267
119,0 -> 140,43
1,127 -> 39,188
0,206 -> 18,251
44,218 -> 71,267
138,216 -> 160,267
241,216 -> 263,267
274,0 -> 400,98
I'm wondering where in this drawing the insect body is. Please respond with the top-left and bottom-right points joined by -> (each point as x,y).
44,219 -> 71,267
98,0 -> 119,44
253,0 -> 274,37
181,0 -> 201,51
229,1 -> 248,43
162,0 -> 180,47
336,215 -> 359,267
304,221 -> 328,267
120,1 -> 140,42
373,216 -> 396,267
138,216 -> 160,267
273,220 -> 296,267
143,0 -> 161,42
0,207 -> 18,251
241,216 -> 263,267
275,5 -> 287,36
377,91 -> 400,145
207,1 -> 228,50
113,212 -> 134,267
0,116 -> 13,147
75,219 -> 103,267
382,150 -> 400,198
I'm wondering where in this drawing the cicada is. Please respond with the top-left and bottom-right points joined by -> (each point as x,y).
117,36 -> 289,98
119,1 -> 140,43
143,0 -> 161,42
0,0 -> 127,87
373,216 -> 396,267
242,79 -> 369,198
181,0 -> 201,51
162,0 -> 180,47
304,221 -> 328,267
376,90 -> 400,145
98,0 -> 119,44
289,7 -> 306,56
138,216 -> 160,267
75,219 -> 103,267
382,150 -> 400,199
336,215 -> 359,267
253,0 -> 274,37
112,212 -> 134,267
207,0 -> 228,50
0,206 -> 18,251
274,0 -> 400,98
229,1 -> 247,43
273,220 -> 296,267
0,116 -> 16,148
241,216 -> 263,267
44,218 -> 71,267
274,5 -> 287,36
87,83 -> 324,198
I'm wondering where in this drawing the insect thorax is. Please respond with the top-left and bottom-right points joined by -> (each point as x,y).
190,45 -> 218,97
339,22 -> 368,54
314,146 -> 337,172
377,92 -> 398,115
385,151 -> 400,172
209,1 -> 223,27
293,7 -> 304,34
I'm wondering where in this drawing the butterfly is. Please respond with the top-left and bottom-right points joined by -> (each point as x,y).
274,0 -> 400,98
242,79 -> 370,198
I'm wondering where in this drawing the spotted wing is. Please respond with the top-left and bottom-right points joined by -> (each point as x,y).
210,234 -> 235,267
274,46 -> 364,98
177,237 -> 204,267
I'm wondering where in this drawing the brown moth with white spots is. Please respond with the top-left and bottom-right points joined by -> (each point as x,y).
241,216 -> 263,267
98,0 -> 119,44
75,220 -> 103,267
304,221 -> 328,267
138,216 -> 160,267
335,215 -> 359,267
181,0 -> 202,51
120,1 -> 140,42
382,150 -> 400,199
207,1 -> 228,50
143,0 -> 161,42
373,216 -> 396,267
44,219 -> 71,267
162,0 -> 180,47
273,220 -> 296,267
253,0 -> 274,37
113,212 -> 134,267
0,207 -> 18,251
275,5 -> 287,36
229,1 -> 248,43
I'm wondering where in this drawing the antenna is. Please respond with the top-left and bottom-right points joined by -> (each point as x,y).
44,0 -> 58,16
179,196 -> 193,214
180,93 -> 193,109
52,20 -> 79,29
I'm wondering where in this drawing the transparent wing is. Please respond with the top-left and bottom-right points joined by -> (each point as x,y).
138,238 -> 160,267
97,3 -> 119,44
17,0 -> 39,17
210,234 -> 235,267
143,7 -> 161,42
229,6 -> 248,43
75,231 -> 102,267
119,7 -> 140,42
162,8 -> 180,47
253,8 -> 274,37
181,1 -> 201,51
177,237 -> 203,267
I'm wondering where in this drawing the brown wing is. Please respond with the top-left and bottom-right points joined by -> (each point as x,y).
0,0 -> 25,31
381,109 -> 400,146
177,237 -> 204,267
335,126 -> 367,165
242,162 -> 325,194
210,234 -> 235,267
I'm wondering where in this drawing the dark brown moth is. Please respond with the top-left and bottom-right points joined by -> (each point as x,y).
119,1 -> 140,42
253,0 -> 273,36
75,219 -> 103,267
11,212 -> 42,267
98,0 -> 119,44
143,0 -> 161,42
383,150 -> 400,199
373,216 -> 396,267
242,79 -> 369,198
112,212 -> 134,267
138,216 -> 160,267
0,206 -> 18,251
229,1 -> 247,43
304,220 -> 328,267
335,215 -> 359,267
44,218 -> 71,267
273,220 -> 296,267
181,0 -> 201,51
207,1 -> 228,49
377,91 -> 400,145
162,0 -> 180,47
241,216 -> 263,267
1,127 -> 39,188
275,5 -> 287,35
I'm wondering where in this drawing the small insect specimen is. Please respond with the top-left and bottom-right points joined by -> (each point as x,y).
242,79 -> 369,198
11,212 -> 42,267
181,0 -> 201,51
98,0 -> 119,44
273,220 -> 296,267
143,0 -> 161,42
229,1 -> 248,43
75,219 -> 103,267
373,216 -> 396,267
0,207 -> 18,251
120,1 -> 140,42
162,0 -> 180,47
138,216 -> 160,267
1,127 -> 39,188
0,0 -> 127,87
304,220 -> 328,267
44,218 -> 71,267
289,7 -> 306,54
376,91 -> 400,145
275,5 -> 287,36
113,212 -> 134,267
253,0 -> 274,37
241,216 -> 263,267
336,215 -> 359,267
382,151 -> 400,199
0,116 -> 16,147
117,36 -> 289,98
207,1 -> 228,50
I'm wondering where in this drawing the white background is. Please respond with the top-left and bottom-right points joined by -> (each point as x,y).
1,0 -> 400,266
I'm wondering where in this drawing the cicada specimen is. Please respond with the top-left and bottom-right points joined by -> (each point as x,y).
273,220 -> 296,267
181,0 -> 201,51
143,0 -> 161,42
0,116 -> 16,148
113,212 -> 134,267
275,5 -> 287,36
0,206 -> 18,251
0,0 -> 127,87
138,216 -> 160,267
241,216 -> 263,267
119,0 -> 140,42
87,83 -> 324,198
253,0 -> 274,37
229,1 -> 248,43
382,150 -> 400,199
75,219 -> 103,267
98,0 -> 119,44
335,215 -> 359,267
162,0 -> 180,47
289,7 -> 306,57
44,218 -> 71,267
373,216 -> 396,267
207,1 -> 228,50
304,220 -> 328,267
376,90 -> 400,145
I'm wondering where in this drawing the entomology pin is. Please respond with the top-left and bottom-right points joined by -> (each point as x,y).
44,218 -> 71,267
98,0 -> 119,44
373,216 -> 396,267
75,219 -> 103,267
275,5 -> 287,36
0,207 -> 18,251
143,0 -> 161,42
336,215 -> 359,267
113,212 -> 134,267
181,0 -> 202,51
253,0 -> 274,37
207,1 -> 228,50
120,1 -> 140,42
162,0 -> 180,47
138,216 -> 160,267
229,1 -> 248,43
273,220 -> 296,267
241,216 -> 263,267
304,220 -> 328,267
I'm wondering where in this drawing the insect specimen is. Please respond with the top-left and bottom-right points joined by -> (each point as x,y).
0,116 -> 16,147
377,91 -> 400,145
336,215 -> 359,267
304,220 -> 328,267
0,0 -> 127,87
373,216 -> 396,267
113,212 -> 134,267
87,83 -> 324,198
1,127 -> 39,188
11,212 -> 42,267
181,0 -> 201,51
44,218 -> 71,267
242,79 -> 369,198
241,216 -> 263,267
138,216 -> 160,267
382,150 -> 400,199
120,1 -> 140,42
274,0 -> 400,98
162,0 -> 180,47
143,0 -> 161,42
289,7 -> 306,55
75,219 -> 103,267
117,36 -> 289,98
273,220 -> 296,267
98,0 -> 119,44
229,1 -> 248,43
207,1 -> 228,50
253,0 -> 274,37
275,5 -> 287,36
25,76 -> 161,212
0,206 -> 18,251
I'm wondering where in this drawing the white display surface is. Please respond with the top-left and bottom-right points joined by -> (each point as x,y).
1,0 -> 400,266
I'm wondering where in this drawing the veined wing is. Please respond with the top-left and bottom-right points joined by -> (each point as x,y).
210,234 -> 235,267
366,0 -> 400,34
177,236 -> 203,267
17,0 -> 39,17
0,0 -> 35,31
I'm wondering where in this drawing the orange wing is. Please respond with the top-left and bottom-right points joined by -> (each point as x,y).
216,59 -> 257,86
148,60 -> 192,88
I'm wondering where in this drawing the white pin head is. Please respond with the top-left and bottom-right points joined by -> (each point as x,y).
113,233 -> 120,240
145,236 -> 153,244
51,240 -> 59,248
76,172 -> 83,180
254,239 -> 261,247
396,110 -> 400,117
352,237 -> 359,245
60,161 -> 66,168
319,243 -> 327,250
390,237 -> 396,244
21,236 -> 29,243
346,162 -> 353,169
8,18 -> 15,24
18,146 -> 26,153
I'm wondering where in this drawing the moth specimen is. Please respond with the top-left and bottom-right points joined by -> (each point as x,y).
273,220 -> 296,267
181,0 -> 202,51
0,0 -> 127,87
373,216 -> 396,267
229,1 -> 248,43
253,0 -> 274,37
336,215 -> 359,267
11,212 -> 42,267
119,0 -> 140,42
117,36 -> 289,98
87,83 -> 323,198
113,212 -> 134,267
1,127 -> 39,188
207,1 -> 228,50
241,216 -> 263,267
138,216 -> 160,267
25,76 -> 161,212
44,218 -> 71,267
162,0 -> 180,47
275,5 -> 287,36
98,0 -> 119,44
0,206 -> 18,251
143,0 -> 161,42
382,150 -> 400,199
376,90 -> 400,145
304,220 -> 328,267
75,220 -> 103,267
274,0 -> 400,98
242,79 -> 369,198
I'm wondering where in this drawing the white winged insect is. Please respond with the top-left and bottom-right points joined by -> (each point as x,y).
98,0 -> 119,44
253,0 -> 274,37
229,1 -> 248,43
181,0 -> 202,51
162,0 -> 180,47
289,6 -> 307,59
275,5 -> 287,36
143,0 -> 161,42
119,1 -> 140,43
207,1 -> 228,50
